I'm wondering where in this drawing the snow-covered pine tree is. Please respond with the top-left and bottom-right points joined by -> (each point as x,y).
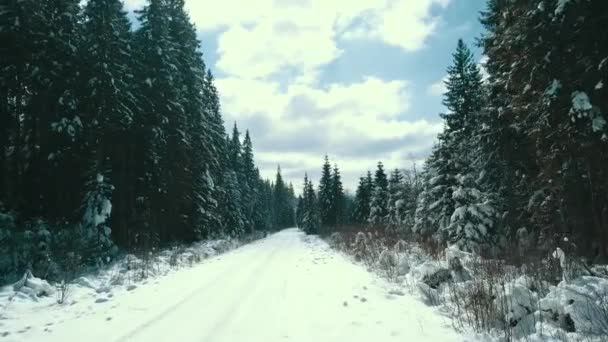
134,0 -> 182,244
80,173 -> 115,262
480,0 -> 608,259
165,0 -> 212,241
80,0 -> 137,246
296,195 -> 304,228
221,170 -> 245,238
28,0 -> 85,222
273,166 -> 295,229
202,70 -> 229,237
352,172 -> 373,225
331,164 -> 346,227
438,39 -> 498,252
241,130 -> 258,232
368,162 -> 389,227
386,169 -> 404,232
301,174 -> 320,234
318,156 -> 334,228
399,166 -> 421,232
0,0 -> 48,208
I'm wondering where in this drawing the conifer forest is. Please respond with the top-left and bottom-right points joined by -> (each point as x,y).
1,1 -> 608,341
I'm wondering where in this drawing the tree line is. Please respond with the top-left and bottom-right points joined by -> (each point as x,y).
299,0 -> 608,263
0,0 -> 295,283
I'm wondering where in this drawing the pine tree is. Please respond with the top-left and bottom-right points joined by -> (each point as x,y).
368,162 -> 389,227
273,166 -> 294,229
331,165 -> 346,227
202,70 -> 229,237
386,169 -> 404,231
25,0 -> 85,221
480,0 -> 608,258
221,170 -> 245,238
0,0 -> 48,208
241,130 -> 258,232
352,172 -> 373,225
300,174 -> 320,234
80,0 -> 137,246
134,0 -> 181,244
400,166 -> 421,232
318,155 -> 334,227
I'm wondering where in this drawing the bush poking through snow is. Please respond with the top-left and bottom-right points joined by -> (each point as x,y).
378,249 -> 399,281
327,230 -> 608,342
12,271 -> 54,301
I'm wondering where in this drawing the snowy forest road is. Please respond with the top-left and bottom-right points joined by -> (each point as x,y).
13,229 -> 464,342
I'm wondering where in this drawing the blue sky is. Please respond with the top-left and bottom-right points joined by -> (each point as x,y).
125,0 -> 487,193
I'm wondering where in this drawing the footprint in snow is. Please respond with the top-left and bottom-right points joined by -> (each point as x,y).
360,297 -> 367,303
1,331 -> 9,337
353,295 -> 359,299
343,301 -> 348,307
106,317 -> 112,321
127,285 -> 137,291
95,298 -> 109,304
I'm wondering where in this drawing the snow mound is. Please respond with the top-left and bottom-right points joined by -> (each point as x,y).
11,271 -> 55,301
541,276 -> 608,336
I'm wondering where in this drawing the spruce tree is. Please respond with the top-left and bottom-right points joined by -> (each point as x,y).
368,162 -> 389,227
318,156 -> 334,227
241,130 -> 258,232
80,0 -> 137,246
480,0 -> 608,258
331,164 -> 346,227
301,174 -> 320,234
352,171 -> 373,224
134,0 -> 181,244
386,169 -> 404,231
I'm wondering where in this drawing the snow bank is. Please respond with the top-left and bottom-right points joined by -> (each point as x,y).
0,235 -> 254,319
329,231 -> 608,342
10,271 -> 55,301
541,276 -> 608,336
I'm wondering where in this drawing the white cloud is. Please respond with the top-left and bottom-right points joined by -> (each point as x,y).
341,0 -> 451,51
216,20 -> 341,79
427,75 -> 447,97
125,0 -> 452,80
123,0 -> 449,190
216,76 -> 442,190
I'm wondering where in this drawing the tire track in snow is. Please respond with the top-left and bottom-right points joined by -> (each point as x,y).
197,234 -> 297,342
113,236 -> 282,342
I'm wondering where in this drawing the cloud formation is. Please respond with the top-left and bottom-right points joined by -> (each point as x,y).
123,0 -> 452,191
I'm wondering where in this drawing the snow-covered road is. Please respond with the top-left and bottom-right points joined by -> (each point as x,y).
5,228 -> 464,342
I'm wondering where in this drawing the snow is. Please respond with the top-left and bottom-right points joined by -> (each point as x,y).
571,91 -> 593,112
596,81 -> 604,90
0,229 -> 465,342
592,116 -> 606,133
555,0 -> 571,15
544,79 -> 561,97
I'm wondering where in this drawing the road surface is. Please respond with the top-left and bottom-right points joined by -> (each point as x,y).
6,228 -> 464,342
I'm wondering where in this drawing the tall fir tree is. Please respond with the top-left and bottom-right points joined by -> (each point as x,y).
318,155 -> 334,227
386,169 -> 404,231
331,165 -> 345,227
80,0 -> 137,247
368,162 -> 389,227
352,171 -> 373,225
